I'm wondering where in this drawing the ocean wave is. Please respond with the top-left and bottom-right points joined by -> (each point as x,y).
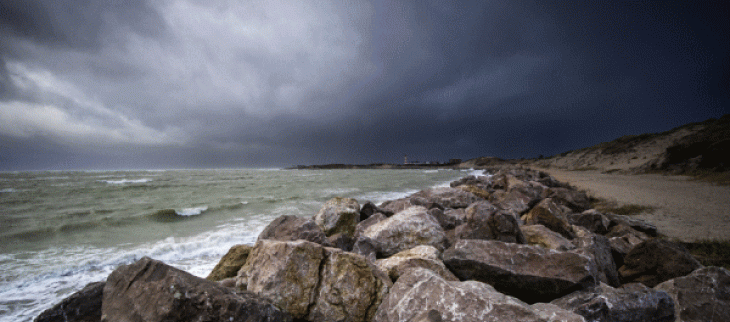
0,188 -> 17,193
176,206 -> 208,217
100,178 -> 152,185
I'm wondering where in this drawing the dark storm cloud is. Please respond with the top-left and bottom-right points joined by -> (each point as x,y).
0,0 -> 727,170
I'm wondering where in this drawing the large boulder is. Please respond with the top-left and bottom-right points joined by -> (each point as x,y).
605,213 -> 658,237
571,227 -> 620,287
379,198 -> 414,214
521,224 -> 575,251
362,206 -> 446,257
35,282 -> 104,322
354,213 -> 388,239
433,208 -> 466,230
567,210 -> 611,235
542,187 -> 591,212
552,282 -> 675,322
408,187 -> 481,209
307,248 -> 392,322
375,245 -> 458,282
619,239 -> 703,287
606,224 -> 650,267
655,266 -> 730,322
238,239 -> 390,322
523,198 -> 576,239
373,268 -> 585,322
488,189 -> 535,215
238,240 -> 324,318
443,239 -> 598,303
102,257 -> 292,322
313,197 -> 361,237
258,215 -> 328,245
455,201 -> 525,244
206,244 -> 252,281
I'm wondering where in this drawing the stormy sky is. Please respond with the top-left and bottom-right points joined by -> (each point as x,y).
1,1 -> 728,170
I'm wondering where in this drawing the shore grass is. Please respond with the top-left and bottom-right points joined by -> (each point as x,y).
587,195 -> 654,216
682,239 -> 730,270
690,170 -> 730,186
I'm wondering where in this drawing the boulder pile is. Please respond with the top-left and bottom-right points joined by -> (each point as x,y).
37,167 -> 730,322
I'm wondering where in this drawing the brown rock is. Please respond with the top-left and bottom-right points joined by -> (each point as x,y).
567,209 -> 611,235
206,244 -> 252,281
257,215 -> 327,245
605,213 -> 658,237
35,282 -> 104,322
313,197 -> 361,237
456,201 -> 525,244
102,257 -> 292,322
570,228 -> 620,287
521,224 -> 575,251
655,266 -> 730,322
619,239 -> 702,287
542,187 -> 591,212
523,198 -> 576,239
552,282 -> 674,322
443,239 -> 598,303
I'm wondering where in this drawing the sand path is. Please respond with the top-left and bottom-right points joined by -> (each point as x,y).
535,169 -> 730,242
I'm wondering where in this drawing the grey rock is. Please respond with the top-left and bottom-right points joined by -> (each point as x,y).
521,224 -> 576,251
362,206 -> 446,257
605,213 -> 658,237
354,213 -> 388,239
257,215 -> 328,245
542,187 -> 591,212
655,266 -> 730,322
375,245 -> 458,282
568,210 -> 611,235
313,197 -> 361,237
619,239 -> 703,287
102,257 -> 292,322
443,239 -> 598,303
206,244 -> 252,281
35,282 -> 104,322
571,228 -> 620,287
408,187 -> 481,209
456,201 -> 525,244
552,282 -> 674,322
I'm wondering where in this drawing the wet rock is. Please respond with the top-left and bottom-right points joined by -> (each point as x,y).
408,187 -> 481,209
206,244 -> 252,281
552,282 -> 674,322
570,227 -> 620,287
373,268 -> 585,322
307,248 -> 392,322
375,245 -> 458,282
35,281 -> 104,322
238,240 -> 324,318
443,239 -> 598,303
521,224 -> 575,251
314,197 -> 361,237
568,209 -> 611,235
258,215 -> 328,245
362,206 -> 446,257
102,257 -> 292,322
619,239 -> 703,287
655,266 -> 730,322
542,187 -> 591,212
523,198 -> 576,239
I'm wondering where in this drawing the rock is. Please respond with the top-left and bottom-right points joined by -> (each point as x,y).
362,206 -> 446,257
354,213 -> 388,239
307,248 -> 392,322
313,197 -> 361,237
542,187 -> 591,212
456,201 -> 525,244
606,223 -> 649,240
360,201 -> 378,221
568,210 -> 611,235
327,232 -> 354,251
239,239 -> 390,322
352,236 -> 378,262
35,281 -> 104,322
523,198 -> 576,239
521,224 -> 576,251
606,224 -> 649,267
655,266 -> 730,322
408,187 -> 481,209
379,198 -> 414,214
443,239 -> 598,303
431,208 -> 466,230
552,282 -> 675,322
619,239 -> 703,287
570,228 -> 620,287
457,185 -> 491,199
257,215 -> 328,245
488,189 -> 536,215
238,240 -> 324,319
605,213 -> 658,237
206,244 -> 252,281
375,245 -> 458,282
449,175 -> 492,190
102,257 -> 292,322
373,268 -> 585,322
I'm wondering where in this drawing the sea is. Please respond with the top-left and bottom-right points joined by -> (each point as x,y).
0,168 -> 481,321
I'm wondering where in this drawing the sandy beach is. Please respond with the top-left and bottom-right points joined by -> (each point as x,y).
534,168 -> 730,242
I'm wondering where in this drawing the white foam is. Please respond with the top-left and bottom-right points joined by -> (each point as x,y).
175,206 -> 208,216
101,178 -> 152,184
422,170 -> 439,173
0,188 -> 16,193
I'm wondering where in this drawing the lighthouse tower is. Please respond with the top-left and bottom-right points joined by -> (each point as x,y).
404,155 -> 408,165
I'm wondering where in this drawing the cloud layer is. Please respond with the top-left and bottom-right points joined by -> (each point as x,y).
1,0 -> 727,169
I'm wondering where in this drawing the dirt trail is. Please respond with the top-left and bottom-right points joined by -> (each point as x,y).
536,168 -> 730,242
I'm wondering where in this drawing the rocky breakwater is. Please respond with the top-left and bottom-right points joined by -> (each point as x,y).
37,167 -> 730,322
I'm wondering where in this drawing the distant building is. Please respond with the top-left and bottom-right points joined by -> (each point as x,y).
404,155 -> 408,165
448,159 -> 462,165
